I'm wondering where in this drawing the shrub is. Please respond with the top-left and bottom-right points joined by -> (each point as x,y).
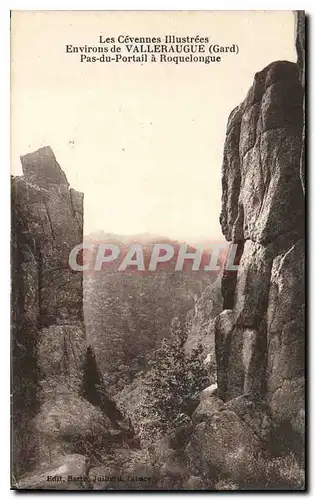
139,318 -> 210,445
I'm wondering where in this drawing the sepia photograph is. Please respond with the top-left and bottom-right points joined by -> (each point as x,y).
10,10 -> 305,491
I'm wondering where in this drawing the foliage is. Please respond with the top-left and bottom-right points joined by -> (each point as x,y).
83,235 -> 217,392
139,318 -> 210,445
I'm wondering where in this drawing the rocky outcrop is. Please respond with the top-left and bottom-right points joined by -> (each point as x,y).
11,147 -> 129,488
184,277 -> 222,384
17,454 -> 90,490
216,56 -> 305,434
186,409 -> 263,483
186,14 -> 305,488
191,390 -> 223,424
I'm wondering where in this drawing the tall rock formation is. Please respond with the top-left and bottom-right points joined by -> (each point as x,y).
11,147 -> 128,489
215,22 -> 305,449
185,13 -> 305,488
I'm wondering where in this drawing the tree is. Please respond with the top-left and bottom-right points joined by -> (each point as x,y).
139,318 -> 210,444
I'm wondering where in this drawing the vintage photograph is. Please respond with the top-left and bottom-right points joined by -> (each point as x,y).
10,10 -> 305,490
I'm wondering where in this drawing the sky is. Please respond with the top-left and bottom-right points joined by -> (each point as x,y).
11,11 -> 296,242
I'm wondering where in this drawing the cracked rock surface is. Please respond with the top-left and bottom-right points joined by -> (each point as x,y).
12,147 -> 129,488
187,15 -> 305,485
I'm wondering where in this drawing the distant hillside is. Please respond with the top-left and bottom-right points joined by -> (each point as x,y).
83,232 -> 226,275
83,232 -> 222,393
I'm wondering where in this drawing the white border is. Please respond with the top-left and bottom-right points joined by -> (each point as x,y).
2,2 -> 313,499
4,1 -> 315,10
